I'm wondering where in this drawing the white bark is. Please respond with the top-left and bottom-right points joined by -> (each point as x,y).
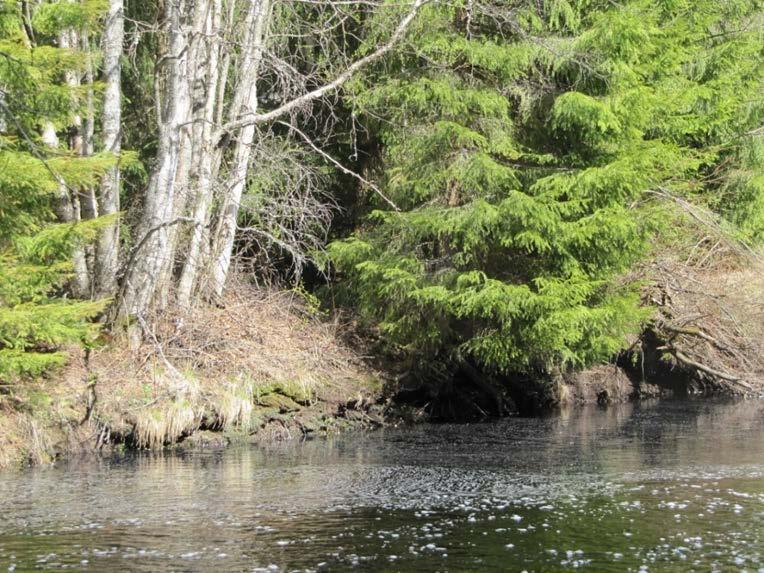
218,0 -> 429,134
59,25 -> 91,297
45,121 -> 90,295
95,0 -> 124,297
121,0 -> 192,317
177,0 -> 224,307
209,0 -> 271,298
79,30 -> 98,222
215,0 -> 237,127
154,0 -> 212,308
116,0 -> 427,314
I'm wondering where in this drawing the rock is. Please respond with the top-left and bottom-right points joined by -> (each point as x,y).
257,394 -> 302,412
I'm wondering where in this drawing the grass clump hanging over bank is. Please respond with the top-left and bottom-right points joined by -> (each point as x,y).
328,0 -> 764,384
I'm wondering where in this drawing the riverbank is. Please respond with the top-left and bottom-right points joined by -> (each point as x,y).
0,288 -> 387,469
2,246 -> 763,470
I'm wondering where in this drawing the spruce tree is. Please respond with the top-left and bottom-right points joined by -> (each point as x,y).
328,0 -> 764,377
0,0 -> 115,381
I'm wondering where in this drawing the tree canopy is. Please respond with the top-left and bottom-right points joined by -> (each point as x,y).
328,0 -> 764,376
0,0 -> 761,388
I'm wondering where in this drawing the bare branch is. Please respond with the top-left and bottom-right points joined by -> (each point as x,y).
277,120 -> 400,212
218,0 -> 430,136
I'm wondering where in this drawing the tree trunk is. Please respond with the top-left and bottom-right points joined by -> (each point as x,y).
177,0 -> 224,308
95,0 -> 123,297
151,0 -> 214,308
59,24 -> 91,297
120,0 -> 191,317
209,0 -> 271,299
79,29 -> 98,221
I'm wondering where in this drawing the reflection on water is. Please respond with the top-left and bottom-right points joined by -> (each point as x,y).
0,399 -> 762,571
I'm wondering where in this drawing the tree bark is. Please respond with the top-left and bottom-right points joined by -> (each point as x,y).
121,0 -> 192,317
209,0 -> 271,299
115,0 -> 427,315
177,0 -> 224,308
153,0 -> 213,308
95,0 -> 123,297
205,0 -> 426,298
58,24 -> 91,297
79,29 -> 98,222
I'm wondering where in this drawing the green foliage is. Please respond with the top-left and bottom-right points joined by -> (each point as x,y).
0,1 -> 111,382
0,221 -> 109,380
719,136 -> 764,242
32,0 -> 107,36
330,0 -> 763,376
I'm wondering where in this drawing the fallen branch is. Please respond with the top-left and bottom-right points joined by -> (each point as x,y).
663,323 -> 740,358
668,347 -> 752,391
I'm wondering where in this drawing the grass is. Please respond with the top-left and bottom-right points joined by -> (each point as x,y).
0,284 -> 384,469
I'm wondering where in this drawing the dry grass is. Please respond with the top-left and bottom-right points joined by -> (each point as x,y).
0,377 -> 94,468
0,412 -> 40,468
56,283 -> 383,451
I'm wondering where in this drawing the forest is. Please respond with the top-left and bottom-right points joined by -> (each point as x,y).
0,0 -> 763,464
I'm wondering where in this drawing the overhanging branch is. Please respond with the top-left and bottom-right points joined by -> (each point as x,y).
278,120 -> 400,212
217,0 -> 429,137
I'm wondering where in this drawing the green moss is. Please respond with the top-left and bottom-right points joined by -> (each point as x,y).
256,393 -> 302,412
256,379 -> 313,404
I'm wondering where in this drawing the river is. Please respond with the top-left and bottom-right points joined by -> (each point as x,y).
0,399 -> 763,572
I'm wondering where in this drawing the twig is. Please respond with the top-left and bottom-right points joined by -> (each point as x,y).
277,120 -> 400,212
218,0 -> 430,135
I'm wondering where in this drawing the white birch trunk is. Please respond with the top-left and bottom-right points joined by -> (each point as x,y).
78,29 -> 98,221
154,0 -> 213,308
209,0 -> 271,298
95,0 -> 123,297
177,0 -> 224,307
59,25 -> 91,296
121,0 -> 191,317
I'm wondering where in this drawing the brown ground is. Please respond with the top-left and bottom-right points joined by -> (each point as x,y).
0,286 -> 385,469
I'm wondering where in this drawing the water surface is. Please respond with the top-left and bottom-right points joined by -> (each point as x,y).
1,399 -> 763,571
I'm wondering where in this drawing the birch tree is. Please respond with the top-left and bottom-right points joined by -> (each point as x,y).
95,0 -> 124,296
208,0 -> 271,298
177,0 -> 226,307
120,0 -> 193,316
118,0 -> 429,319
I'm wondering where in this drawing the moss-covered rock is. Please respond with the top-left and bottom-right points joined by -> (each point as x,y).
257,393 -> 302,412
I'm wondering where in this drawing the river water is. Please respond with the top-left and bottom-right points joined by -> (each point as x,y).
0,399 -> 763,572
